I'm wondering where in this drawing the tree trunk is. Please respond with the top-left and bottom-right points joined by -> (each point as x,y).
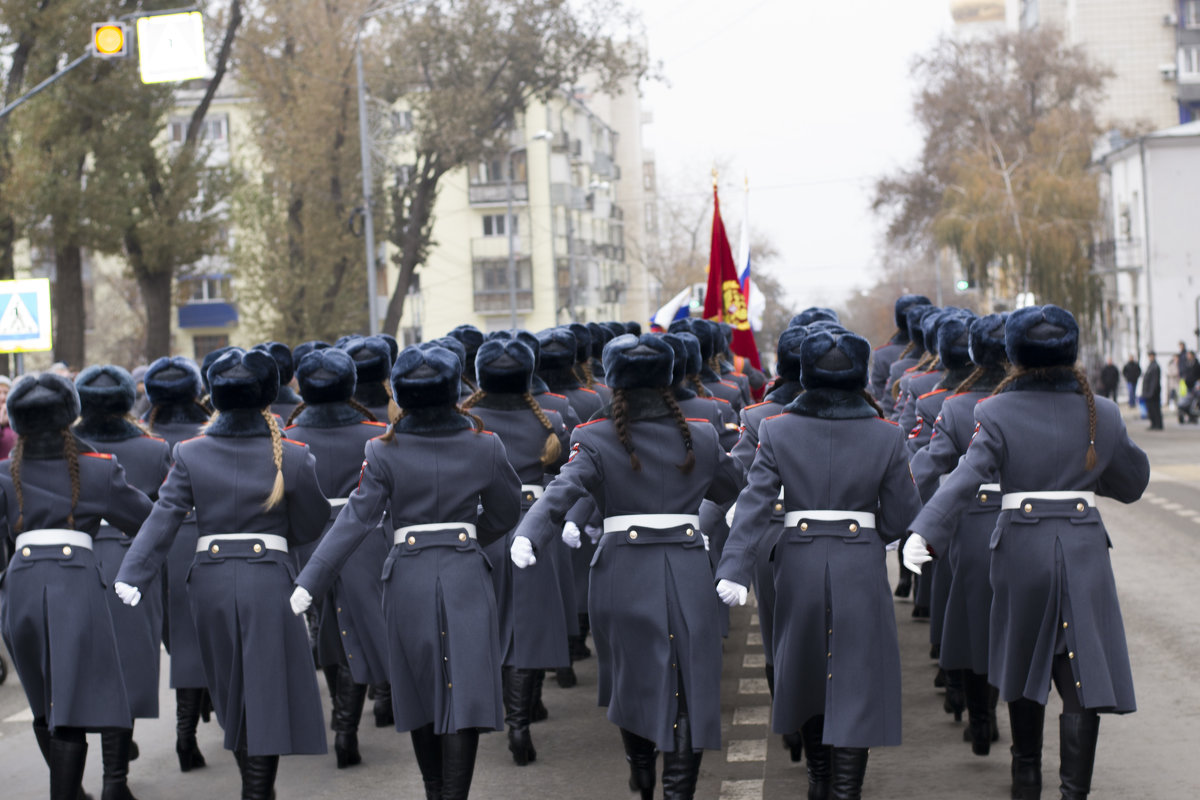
51,217 -> 85,369
138,269 -> 173,360
0,215 -> 13,375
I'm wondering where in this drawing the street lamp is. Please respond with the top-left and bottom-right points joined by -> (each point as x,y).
506,130 -> 553,328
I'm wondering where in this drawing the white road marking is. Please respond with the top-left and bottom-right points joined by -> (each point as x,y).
737,678 -> 771,695
746,631 -> 763,646
733,706 -> 771,726
742,653 -> 766,669
719,779 -> 764,800
726,739 -> 767,762
749,614 -> 759,625
1162,502 -> 1183,511
3,708 -> 34,723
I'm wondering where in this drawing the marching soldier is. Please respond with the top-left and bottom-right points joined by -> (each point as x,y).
869,294 -> 931,401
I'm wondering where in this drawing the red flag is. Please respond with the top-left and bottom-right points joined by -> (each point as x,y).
703,186 -> 762,369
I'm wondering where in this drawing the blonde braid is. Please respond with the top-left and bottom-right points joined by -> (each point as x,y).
262,408 -> 285,510
523,391 -> 562,467
345,398 -> 378,422
285,402 -> 307,426
461,389 -> 485,410
689,375 -> 711,397
11,438 -> 24,534
146,404 -> 160,433
954,366 -> 986,394
457,406 -> 485,432
61,430 -> 80,530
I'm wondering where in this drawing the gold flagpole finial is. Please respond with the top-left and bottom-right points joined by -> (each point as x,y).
711,167 -> 718,189
744,172 -> 749,191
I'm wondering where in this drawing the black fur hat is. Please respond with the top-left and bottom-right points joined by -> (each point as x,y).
687,319 -> 718,361
895,294 -> 932,331
935,314 -> 974,371
567,323 -> 592,364
487,329 -> 541,368
588,322 -> 614,360
807,320 -> 849,334
378,333 -> 399,366
968,313 -> 1008,368
296,348 -> 357,405
790,307 -> 839,328
800,331 -> 871,392
75,365 -> 136,417
538,328 -> 577,371
200,345 -> 237,394
8,373 -> 81,435
428,336 -> 467,374
776,326 -> 809,382
1005,305 -> 1078,369
905,304 -> 937,351
292,340 -> 330,366
603,321 -> 627,339
660,333 -> 690,386
252,342 -> 296,385
341,335 -> 392,384
145,356 -> 203,404
602,334 -> 674,390
209,349 -> 279,412
676,331 -> 704,375
624,321 -> 643,336
392,345 -> 461,409
717,322 -> 734,352
476,339 -> 535,394
447,325 -> 484,362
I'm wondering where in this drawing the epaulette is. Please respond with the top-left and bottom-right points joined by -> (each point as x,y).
282,437 -> 306,447
544,392 -> 567,400
179,435 -> 206,444
578,387 -> 598,395
918,388 -> 950,401
685,418 -> 709,424
705,396 -> 731,405
744,400 -> 771,411
81,452 -> 114,460
360,420 -> 387,427
876,417 -> 900,426
142,434 -> 166,442
574,418 -> 608,430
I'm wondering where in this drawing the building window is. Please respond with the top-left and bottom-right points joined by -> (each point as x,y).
180,275 -> 231,303
482,214 -> 516,237
193,334 -> 230,361
470,153 -> 526,184
1181,45 -> 1200,80
169,115 -> 228,143
472,257 -> 533,313
1186,1 -> 1200,29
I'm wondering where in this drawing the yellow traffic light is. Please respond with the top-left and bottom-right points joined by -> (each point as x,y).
92,22 -> 128,58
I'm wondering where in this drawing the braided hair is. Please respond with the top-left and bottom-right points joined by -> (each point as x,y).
992,365 -> 1098,471
658,387 -> 696,474
285,398 -> 378,427
522,391 -> 563,467
608,389 -> 695,475
575,362 -> 596,388
859,390 -> 886,418
9,432 -> 82,534
145,399 -> 211,434
609,389 -> 640,471
262,408 -> 286,510
688,375 -> 711,397
10,439 -> 24,534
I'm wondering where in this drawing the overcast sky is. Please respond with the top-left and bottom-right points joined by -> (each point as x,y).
635,0 -> 956,309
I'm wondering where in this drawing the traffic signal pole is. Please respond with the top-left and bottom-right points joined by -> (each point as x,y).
0,52 -> 92,121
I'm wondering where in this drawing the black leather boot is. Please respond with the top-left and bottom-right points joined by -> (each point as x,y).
555,664 -> 578,688
410,723 -> 443,799
333,666 -> 367,768
503,667 -> 537,765
49,734 -> 89,800
800,716 -> 831,800
322,664 -> 340,728
963,670 -> 993,756
35,720 -> 91,800
660,713 -> 703,799
894,548 -> 912,597
830,747 -> 868,800
1008,699 -> 1045,799
531,669 -> 549,721
1058,712 -> 1100,800
568,627 -> 591,660
101,729 -> 138,800
239,753 -> 279,800
441,729 -> 480,800
943,669 -> 965,722
373,682 -> 394,728
175,688 -> 207,772
620,728 -> 657,800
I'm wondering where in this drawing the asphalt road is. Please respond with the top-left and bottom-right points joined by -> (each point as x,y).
1,410 -> 1197,798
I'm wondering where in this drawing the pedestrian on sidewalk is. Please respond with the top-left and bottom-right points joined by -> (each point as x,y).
1143,352 -> 1163,430
1098,358 -> 1119,402
1121,354 -> 1140,410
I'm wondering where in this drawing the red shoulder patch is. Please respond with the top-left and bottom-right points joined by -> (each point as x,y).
180,435 -> 206,444
719,380 -> 739,389
707,396 -> 731,406
578,388 -> 598,395
281,437 -> 306,447
918,388 -> 950,400
360,420 -> 387,428
744,400 -> 771,411
82,451 -> 114,460
763,412 -> 788,422
876,417 -> 900,426
477,429 -> 496,436
685,418 -> 710,424
284,424 -> 297,431
544,392 -> 567,400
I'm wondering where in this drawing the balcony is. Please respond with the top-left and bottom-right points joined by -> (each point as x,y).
551,183 -> 587,210
178,302 -> 238,329
1091,239 -> 1143,272
469,181 -> 528,205
593,152 -> 616,178
473,255 -> 533,314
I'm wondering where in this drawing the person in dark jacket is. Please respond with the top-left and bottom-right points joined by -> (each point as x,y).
882,304 -> 937,418
869,294 -> 931,400
1121,355 -> 1140,409
717,330 -> 922,800
1142,351 -> 1162,430
512,333 -> 744,800
0,373 -> 154,800
292,344 -> 521,800
116,349 -> 331,800
906,305 -> 1150,800
1097,358 -> 1120,403
74,365 -> 173,799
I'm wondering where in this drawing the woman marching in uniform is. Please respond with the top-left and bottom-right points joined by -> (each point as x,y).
283,348 -> 389,769
115,349 -> 330,800
906,305 -> 1150,800
140,356 -> 215,772
74,366 -> 172,799
0,374 -> 153,800
291,344 -> 521,800
716,330 -> 922,800
511,334 -> 744,800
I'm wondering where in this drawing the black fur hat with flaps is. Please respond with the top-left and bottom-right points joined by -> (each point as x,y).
447,325 -> 484,363
1005,305 -> 1078,369
920,308 -> 956,357
391,345 -> 462,409
661,333 -> 690,386
200,345 -> 237,394
685,318 -> 718,361
588,322 -> 614,360
895,294 -> 932,330
789,307 -> 839,328
905,304 -> 937,351
487,329 -> 541,366
603,321 -> 627,339
625,321 -> 643,336
378,333 -> 399,366
936,314 -> 975,371
538,328 -> 577,371
209,349 -> 279,412
292,340 -> 330,366
567,323 -> 591,364
145,356 -> 203,404
341,335 -> 392,384
675,330 -> 704,375
800,331 -> 871,392
603,333 -> 675,390
75,364 -> 136,417
776,325 -> 809,382
296,348 -> 357,405
252,342 -> 296,385
476,339 -> 536,394
8,373 -> 81,436
428,336 -> 467,374
968,313 -> 1008,368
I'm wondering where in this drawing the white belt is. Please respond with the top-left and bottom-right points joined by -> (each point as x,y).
1001,491 -> 1096,511
784,510 -> 876,529
14,530 -> 93,551
196,533 -> 289,553
520,484 -> 544,500
395,522 -> 477,544
603,514 -> 701,534
979,483 -> 1000,493
329,498 -> 349,508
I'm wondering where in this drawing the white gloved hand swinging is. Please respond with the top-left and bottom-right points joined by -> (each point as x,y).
561,521 -> 582,549
511,535 -> 537,568
903,533 -> 933,574
114,581 -> 141,607
701,532 -> 711,551
289,585 -> 313,616
584,525 -> 602,544
716,579 -> 748,607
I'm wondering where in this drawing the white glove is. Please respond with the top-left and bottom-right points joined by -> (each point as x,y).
511,535 -> 537,568
903,533 -> 933,574
724,503 -> 737,527
701,532 -> 711,551
114,581 -> 141,607
561,521 -> 582,549
584,524 -> 602,544
716,579 -> 748,607
289,585 -> 313,616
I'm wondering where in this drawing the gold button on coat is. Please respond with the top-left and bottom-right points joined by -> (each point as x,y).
774,503 -> 783,512
1076,503 -> 1085,512
1024,503 -> 1033,513
211,544 -> 220,554
1062,621 -> 1069,629
848,523 -> 858,533
408,536 -> 416,545
21,547 -> 30,557
1068,652 -> 1075,659
458,533 -> 467,542
253,543 -> 262,553
1075,681 -> 1081,688
800,522 -> 808,531
629,530 -> 638,540
979,493 -> 988,503
62,546 -> 71,555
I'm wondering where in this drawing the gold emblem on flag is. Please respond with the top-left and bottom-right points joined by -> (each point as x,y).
718,280 -> 750,331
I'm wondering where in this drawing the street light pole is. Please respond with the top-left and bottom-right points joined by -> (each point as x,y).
355,38 -> 380,336
506,146 -> 520,329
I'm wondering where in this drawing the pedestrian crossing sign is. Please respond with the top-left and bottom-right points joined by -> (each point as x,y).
0,278 -> 53,353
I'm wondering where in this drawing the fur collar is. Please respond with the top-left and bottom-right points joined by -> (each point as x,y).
596,388 -> 673,422
530,375 -> 550,395
205,408 -> 273,438
1000,368 -> 1081,394
145,401 -> 210,426
936,366 -> 976,392
785,387 -> 879,420
967,365 -> 1009,394
74,415 -> 145,443
539,366 -> 583,393
394,406 -> 474,434
472,391 -> 531,411
277,385 -> 302,405
354,381 -> 391,409
672,383 -> 697,402
291,402 -> 368,429
699,365 -> 722,383
590,357 -> 606,378
890,329 -> 911,346
20,432 -> 96,460
765,380 -> 804,406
